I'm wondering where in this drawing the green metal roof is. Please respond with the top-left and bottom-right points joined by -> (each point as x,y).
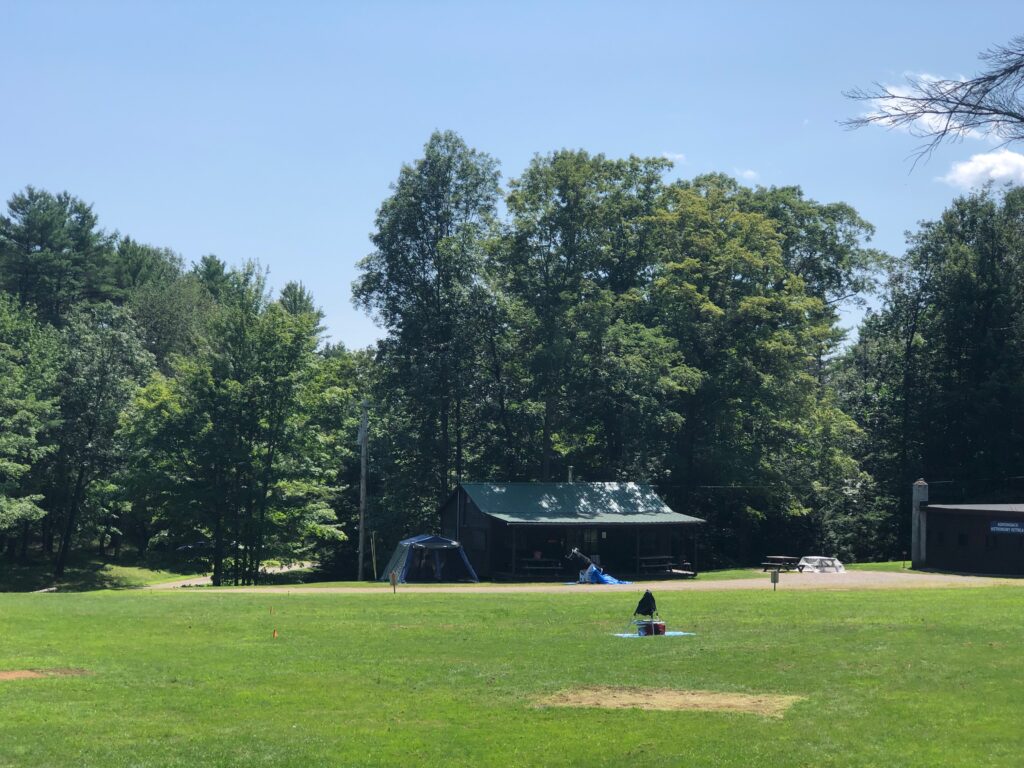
460,482 -> 704,526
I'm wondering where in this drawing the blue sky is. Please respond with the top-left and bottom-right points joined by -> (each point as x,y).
3,1 -> 1022,347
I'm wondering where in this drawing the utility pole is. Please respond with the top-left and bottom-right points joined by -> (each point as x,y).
357,399 -> 369,581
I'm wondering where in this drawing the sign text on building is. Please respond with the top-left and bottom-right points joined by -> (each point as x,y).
990,521 -> 1024,535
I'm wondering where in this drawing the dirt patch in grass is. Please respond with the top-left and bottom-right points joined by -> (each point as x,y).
539,686 -> 804,717
0,668 -> 89,681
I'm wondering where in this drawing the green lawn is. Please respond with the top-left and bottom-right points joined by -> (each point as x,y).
1,584 -> 1021,767
847,560 -> 913,572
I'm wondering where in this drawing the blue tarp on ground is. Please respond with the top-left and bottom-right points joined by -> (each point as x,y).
581,563 -> 631,585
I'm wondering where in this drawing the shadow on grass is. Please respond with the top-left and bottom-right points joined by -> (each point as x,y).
173,567 -> 322,589
0,559 -> 207,593
251,567 -> 330,586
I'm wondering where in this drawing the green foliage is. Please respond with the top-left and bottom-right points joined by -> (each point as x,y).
0,135 -> 927,575
836,186 -> 1024,548
50,303 -> 154,576
498,151 -> 678,481
119,264 -> 341,584
353,130 -> 502,526
733,181 -> 888,309
348,135 -> 883,564
0,187 -> 119,325
127,270 -> 213,373
644,177 -> 854,559
0,296 -> 57,532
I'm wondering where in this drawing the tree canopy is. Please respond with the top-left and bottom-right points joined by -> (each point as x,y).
3,131 -> 1023,582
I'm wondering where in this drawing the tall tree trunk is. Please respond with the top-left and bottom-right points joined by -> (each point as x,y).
251,439 -> 280,586
542,398 -> 553,481
486,332 -> 517,475
440,401 -> 451,499
42,510 -> 54,555
98,521 -> 112,557
898,297 -> 922,491
18,520 -> 30,561
455,396 -> 463,484
604,404 -> 622,477
54,466 -> 88,578
682,400 -> 698,501
212,510 -> 224,587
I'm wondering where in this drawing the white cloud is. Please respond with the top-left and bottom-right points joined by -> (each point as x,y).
736,168 -> 759,182
661,151 -> 686,163
940,149 -> 1024,188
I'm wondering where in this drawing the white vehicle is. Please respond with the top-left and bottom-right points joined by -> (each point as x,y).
798,556 -> 845,573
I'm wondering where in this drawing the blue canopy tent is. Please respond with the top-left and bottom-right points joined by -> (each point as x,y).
379,534 -> 479,583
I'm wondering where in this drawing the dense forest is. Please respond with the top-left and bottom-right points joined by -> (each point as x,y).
2,131 -> 1023,582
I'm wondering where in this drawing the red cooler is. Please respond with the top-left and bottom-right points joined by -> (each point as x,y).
635,620 -> 666,636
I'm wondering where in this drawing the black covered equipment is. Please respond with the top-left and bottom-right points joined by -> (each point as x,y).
634,589 -> 657,617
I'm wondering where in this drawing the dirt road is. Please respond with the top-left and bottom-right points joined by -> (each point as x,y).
174,569 -> 1021,595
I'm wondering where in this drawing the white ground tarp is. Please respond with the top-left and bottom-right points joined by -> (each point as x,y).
798,556 -> 845,573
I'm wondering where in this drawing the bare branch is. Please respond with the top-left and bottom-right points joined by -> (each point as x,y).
843,35 -> 1024,162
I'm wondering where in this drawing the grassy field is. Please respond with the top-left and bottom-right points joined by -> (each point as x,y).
1,582 -> 1022,767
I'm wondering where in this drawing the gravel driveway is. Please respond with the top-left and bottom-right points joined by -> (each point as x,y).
181,569 -> 1021,595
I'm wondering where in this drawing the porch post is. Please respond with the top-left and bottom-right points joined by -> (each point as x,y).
511,526 -> 517,576
635,526 -> 640,578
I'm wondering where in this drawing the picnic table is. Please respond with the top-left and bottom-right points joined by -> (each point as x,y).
638,555 -> 696,578
761,555 -> 805,572
638,555 -> 676,573
518,557 -> 563,577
